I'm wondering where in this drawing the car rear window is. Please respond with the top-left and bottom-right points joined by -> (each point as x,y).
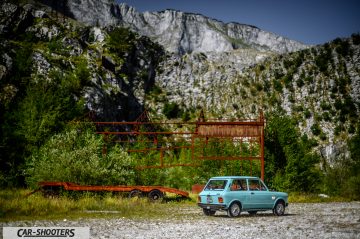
204,180 -> 228,191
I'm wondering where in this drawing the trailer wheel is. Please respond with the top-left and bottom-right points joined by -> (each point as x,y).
128,189 -> 143,199
42,186 -> 61,198
148,190 -> 164,202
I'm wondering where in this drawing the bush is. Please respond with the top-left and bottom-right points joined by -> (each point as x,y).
25,125 -> 136,188
296,78 -> 304,88
107,27 -> 136,55
351,33 -> 360,45
272,79 -> 283,93
311,123 -> 321,136
335,40 -> 350,57
304,109 -> 311,119
265,114 -> 321,192
163,102 -> 181,119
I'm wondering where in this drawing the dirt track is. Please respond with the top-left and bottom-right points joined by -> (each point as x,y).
2,202 -> 360,238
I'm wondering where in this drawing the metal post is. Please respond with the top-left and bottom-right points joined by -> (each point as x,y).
260,111 -> 265,181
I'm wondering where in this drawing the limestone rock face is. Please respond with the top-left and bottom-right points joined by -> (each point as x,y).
40,0 -> 308,55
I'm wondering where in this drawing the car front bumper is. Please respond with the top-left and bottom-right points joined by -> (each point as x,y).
197,203 -> 227,210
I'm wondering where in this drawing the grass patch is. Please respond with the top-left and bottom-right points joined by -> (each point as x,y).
288,192 -> 351,203
2,190 -> 353,221
0,189 -> 195,222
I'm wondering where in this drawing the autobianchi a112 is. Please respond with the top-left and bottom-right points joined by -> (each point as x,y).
197,176 -> 288,217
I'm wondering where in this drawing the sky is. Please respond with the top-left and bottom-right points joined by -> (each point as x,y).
116,0 -> 360,45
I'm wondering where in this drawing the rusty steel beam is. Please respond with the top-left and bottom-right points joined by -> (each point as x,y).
128,145 -> 193,153
94,121 -> 263,126
96,131 -> 195,135
197,156 -> 262,161
136,164 -> 200,170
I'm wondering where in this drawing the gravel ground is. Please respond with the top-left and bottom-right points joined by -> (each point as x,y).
2,202 -> 360,239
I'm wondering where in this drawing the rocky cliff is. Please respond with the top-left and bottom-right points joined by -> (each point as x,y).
0,1 -> 164,122
40,0 -> 308,55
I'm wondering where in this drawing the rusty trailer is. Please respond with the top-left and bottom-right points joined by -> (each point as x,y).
39,181 -> 189,201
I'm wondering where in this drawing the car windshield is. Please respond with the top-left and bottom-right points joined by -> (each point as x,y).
204,180 -> 228,191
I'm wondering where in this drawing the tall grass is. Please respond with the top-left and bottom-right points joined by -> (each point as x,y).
0,189 -> 182,221
288,192 -> 350,203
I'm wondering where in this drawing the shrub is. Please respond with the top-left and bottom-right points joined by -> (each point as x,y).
283,74 -> 293,88
163,102 -> 182,119
320,101 -> 331,111
335,40 -> 350,57
304,109 -> 311,119
322,112 -> 331,122
311,123 -> 321,136
272,79 -> 283,93
107,27 -> 136,55
296,78 -> 304,88
351,33 -> 360,45
25,125 -> 136,188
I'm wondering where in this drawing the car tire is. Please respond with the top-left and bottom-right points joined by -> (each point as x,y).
203,208 -> 216,216
273,201 -> 285,216
248,211 -> 257,215
227,202 -> 241,217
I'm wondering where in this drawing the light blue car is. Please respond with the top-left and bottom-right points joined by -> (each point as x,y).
197,176 -> 288,217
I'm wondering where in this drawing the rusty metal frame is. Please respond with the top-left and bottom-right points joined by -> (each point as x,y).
95,110 -> 265,180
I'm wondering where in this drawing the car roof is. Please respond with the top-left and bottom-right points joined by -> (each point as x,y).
209,176 -> 259,180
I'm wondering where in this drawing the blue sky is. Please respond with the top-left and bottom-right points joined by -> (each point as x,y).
116,0 -> 360,45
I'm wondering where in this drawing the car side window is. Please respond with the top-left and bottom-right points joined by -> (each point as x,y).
249,179 -> 261,191
259,180 -> 267,191
230,179 -> 247,191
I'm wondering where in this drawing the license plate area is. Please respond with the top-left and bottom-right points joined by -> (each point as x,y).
206,195 -> 213,203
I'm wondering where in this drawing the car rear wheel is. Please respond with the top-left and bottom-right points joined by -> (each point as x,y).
273,201 -> 285,216
227,202 -> 241,217
203,208 -> 216,216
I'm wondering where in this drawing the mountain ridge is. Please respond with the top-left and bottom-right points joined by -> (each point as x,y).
39,0 -> 308,55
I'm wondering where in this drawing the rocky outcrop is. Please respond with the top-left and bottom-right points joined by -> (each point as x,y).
40,0 -> 308,55
155,36 -> 360,165
0,1 -> 165,122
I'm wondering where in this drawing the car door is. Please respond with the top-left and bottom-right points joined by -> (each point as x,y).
227,179 -> 250,209
247,179 -> 274,209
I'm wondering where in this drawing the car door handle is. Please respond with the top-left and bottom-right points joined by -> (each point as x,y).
251,192 -> 255,195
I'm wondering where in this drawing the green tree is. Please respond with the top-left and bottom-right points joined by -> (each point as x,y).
25,124 -> 136,188
324,125 -> 360,199
265,113 -> 321,192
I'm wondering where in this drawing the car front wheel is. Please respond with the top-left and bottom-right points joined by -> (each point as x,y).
273,201 -> 285,216
227,202 -> 241,217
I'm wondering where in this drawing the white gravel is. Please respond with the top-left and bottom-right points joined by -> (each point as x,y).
2,202 -> 360,239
